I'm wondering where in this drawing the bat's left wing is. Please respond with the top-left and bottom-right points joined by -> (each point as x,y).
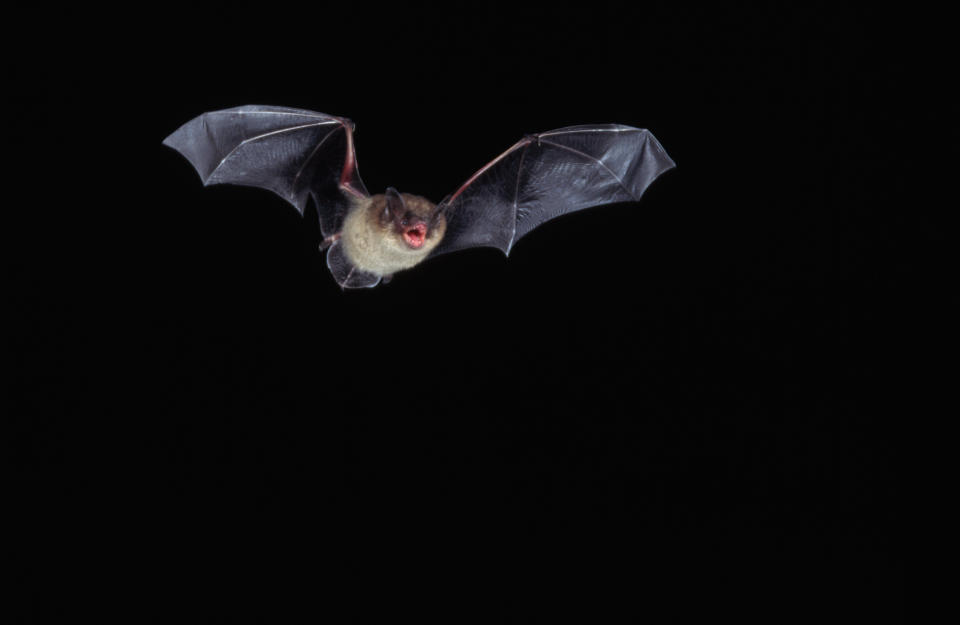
430,125 -> 675,257
162,104 -> 367,237
163,104 -> 382,289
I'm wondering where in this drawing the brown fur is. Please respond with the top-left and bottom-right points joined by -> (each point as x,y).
340,193 -> 447,276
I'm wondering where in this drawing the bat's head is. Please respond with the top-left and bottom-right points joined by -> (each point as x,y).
379,187 -> 446,250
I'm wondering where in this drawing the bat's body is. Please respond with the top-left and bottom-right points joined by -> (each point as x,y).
338,192 -> 446,279
163,105 -> 675,289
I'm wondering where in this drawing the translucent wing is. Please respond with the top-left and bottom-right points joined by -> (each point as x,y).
431,125 -> 675,257
163,104 -> 367,236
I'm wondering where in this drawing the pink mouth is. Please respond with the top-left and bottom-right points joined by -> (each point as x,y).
403,223 -> 427,248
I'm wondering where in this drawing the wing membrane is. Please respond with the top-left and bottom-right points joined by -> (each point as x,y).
162,105 -> 367,218
432,125 -> 675,257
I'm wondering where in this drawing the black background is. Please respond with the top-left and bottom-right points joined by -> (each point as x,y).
13,3 -> 906,622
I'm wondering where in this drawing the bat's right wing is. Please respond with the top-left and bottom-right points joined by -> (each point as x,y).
162,104 -> 367,238
430,125 -> 675,257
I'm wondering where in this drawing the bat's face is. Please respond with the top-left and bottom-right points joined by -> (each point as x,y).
392,210 -> 429,249
380,189 -> 445,250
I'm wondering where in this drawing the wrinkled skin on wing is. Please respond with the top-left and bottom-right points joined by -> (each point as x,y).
162,104 -> 366,237
432,125 -> 675,257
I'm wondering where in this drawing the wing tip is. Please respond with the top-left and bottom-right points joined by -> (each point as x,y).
161,126 -> 184,151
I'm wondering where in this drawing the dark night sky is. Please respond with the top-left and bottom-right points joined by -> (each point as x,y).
12,3 -> 908,622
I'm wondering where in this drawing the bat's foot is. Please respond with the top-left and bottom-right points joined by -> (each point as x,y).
319,233 -> 341,250
382,274 -> 393,285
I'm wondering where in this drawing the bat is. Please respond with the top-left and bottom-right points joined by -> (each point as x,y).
163,105 -> 675,289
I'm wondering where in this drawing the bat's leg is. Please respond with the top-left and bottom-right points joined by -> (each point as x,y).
324,235 -> 382,289
382,274 -> 393,285
319,233 -> 341,251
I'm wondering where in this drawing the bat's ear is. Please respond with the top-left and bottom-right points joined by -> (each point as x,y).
385,187 -> 407,220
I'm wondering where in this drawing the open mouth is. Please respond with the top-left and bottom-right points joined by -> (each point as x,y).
403,223 -> 427,248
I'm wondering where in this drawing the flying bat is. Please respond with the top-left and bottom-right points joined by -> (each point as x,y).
163,105 -> 675,289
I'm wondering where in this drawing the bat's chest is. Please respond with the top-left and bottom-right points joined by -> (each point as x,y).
340,207 -> 435,276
